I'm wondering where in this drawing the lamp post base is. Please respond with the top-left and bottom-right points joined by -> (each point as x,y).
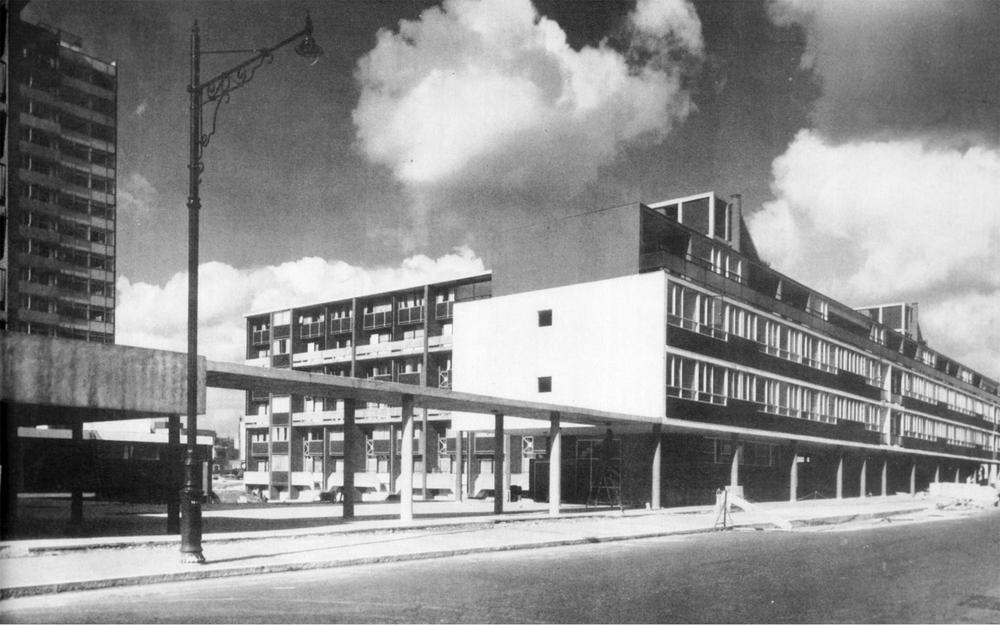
179,451 -> 205,564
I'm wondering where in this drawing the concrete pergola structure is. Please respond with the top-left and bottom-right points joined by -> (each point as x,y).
4,334 -> 993,535
207,360 -> 665,519
0,334 -> 205,537
210,361 -> 995,517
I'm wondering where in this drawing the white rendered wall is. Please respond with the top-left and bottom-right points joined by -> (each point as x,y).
452,272 -> 666,421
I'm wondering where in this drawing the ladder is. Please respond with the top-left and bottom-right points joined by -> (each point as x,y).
588,465 -> 622,510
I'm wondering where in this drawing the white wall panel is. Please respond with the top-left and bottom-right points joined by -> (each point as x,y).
453,273 -> 666,419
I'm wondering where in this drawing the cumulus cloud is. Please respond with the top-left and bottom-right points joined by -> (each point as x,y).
115,248 -> 487,436
116,247 -> 487,363
353,0 -> 702,200
748,130 -> 1000,376
116,172 -> 157,220
766,0 -> 1000,144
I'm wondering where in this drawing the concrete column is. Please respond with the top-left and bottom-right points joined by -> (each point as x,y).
342,399 -> 356,519
910,460 -> 916,495
651,424 -> 662,509
1,406 -> 20,539
860,458 -> 868,497
421,408 -> 428,498
730,442 -> 743,490
934,464 -> 940,484
880,458 -> 888,497
789,445 -> 799,502
321,426 -> 329,493
493,413 -> 504,515
466,432 -> 477,497
70,422 -> 84,530
503,435 -> 512,505
388,424 -> 398,495
954,467 -> 961,483
400,395 -> 414,522
548,412 -> 561,517
835,454 -> 844,500
167,415 -> 181,533
454,430 -> 463,502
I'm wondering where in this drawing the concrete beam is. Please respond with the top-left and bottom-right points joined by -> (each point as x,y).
2,334 -> 202,419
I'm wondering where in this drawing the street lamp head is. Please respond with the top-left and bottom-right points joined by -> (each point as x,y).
295,15 -> 323,64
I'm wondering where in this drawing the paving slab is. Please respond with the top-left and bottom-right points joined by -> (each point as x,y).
0,494 -> 948,600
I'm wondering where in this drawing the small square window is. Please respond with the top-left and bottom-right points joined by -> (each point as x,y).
538,309 -> 552,327
538,376 -> 552,393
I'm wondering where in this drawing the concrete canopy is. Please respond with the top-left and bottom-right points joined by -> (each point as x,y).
1,334 -> 203,425
206,360 -> 662,428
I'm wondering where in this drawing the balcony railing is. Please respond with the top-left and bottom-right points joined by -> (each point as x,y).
667,314 -> 727,341
250,442 -> 269,456
355,337 -> 424,359
397,305 -> 424,325
299,321 -> 324,338
435,301 -> 453,319
272,325 -> 290,340
329,317 -> 353,334
801,410 -> 838,425
245,356 -> 270,368
428,334 -> 451,350
666,385 -> 726,405
362,311 -> 392,330
243,470 -> 268,485
292,346 -> 352,366
397,371 -> 421,386
439,368 -> 452,389
271,353 -> 290,368
370,373 -> 393,383
304,440 -> 325,455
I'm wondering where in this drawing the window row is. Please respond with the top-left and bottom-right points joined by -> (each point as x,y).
20,99 -> 115,142
15,238 -> 113,270
19,210 -> 113,244
700,438 -> 776,467
667,355 -> 880,429
23,71 -> 115,116
20,183 -> 115,219
18,294 -> 113,322
900,413 -> 991,448
8,320 -> 113,342
21,126 -> 116,167
20,155 -> 114,193
903,371 -> 997,422
667,283 -> 878,381
59,56 -> 117,91
18,266 -> 114,297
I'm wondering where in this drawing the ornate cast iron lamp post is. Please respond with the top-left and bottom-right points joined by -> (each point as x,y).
182,16 -> 322,564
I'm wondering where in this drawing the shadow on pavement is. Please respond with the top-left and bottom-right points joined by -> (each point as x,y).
6,497 -> 573,540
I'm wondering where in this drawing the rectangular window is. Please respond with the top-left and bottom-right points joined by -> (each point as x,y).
538,309 -> 552,327
537,376 -> 552,393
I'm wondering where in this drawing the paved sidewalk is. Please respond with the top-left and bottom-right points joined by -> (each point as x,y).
0,494 -> 943,599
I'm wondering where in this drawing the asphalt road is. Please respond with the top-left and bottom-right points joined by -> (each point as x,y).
3,511 -> 998,623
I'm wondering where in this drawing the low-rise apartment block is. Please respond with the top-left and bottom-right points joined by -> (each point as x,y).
242,192 -> 1000,506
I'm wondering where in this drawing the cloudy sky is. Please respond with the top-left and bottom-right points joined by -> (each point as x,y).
22,0 -> 1000,436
